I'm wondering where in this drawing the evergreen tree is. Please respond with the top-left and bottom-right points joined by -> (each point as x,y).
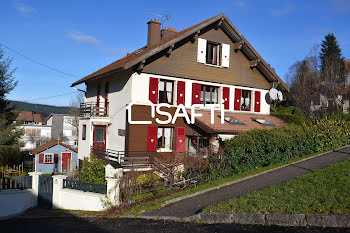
319,33 -> 345,82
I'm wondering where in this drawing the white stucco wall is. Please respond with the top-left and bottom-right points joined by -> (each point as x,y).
0,189 -> 37,219
53,188 -> 105,211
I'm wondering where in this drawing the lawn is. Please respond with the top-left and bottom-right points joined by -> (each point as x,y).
122,151 -> 331,215
204,159 -> 350,215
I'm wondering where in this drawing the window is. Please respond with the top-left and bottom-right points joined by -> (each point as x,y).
206,42 -> 220,65
158,80 -> 173,104
252,118 -> 275,126
157,127 -> 173,151
201,85 -> 218,105
94,127 -> 105,142
44,154 -> 53,163
189,136 -> 209,154
82,125 -> 86,140
217,115 -> 245,125
241,90 -> 251,111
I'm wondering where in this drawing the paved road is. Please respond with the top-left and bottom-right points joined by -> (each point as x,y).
1,217 -> 349,233
145,147 -> 350,217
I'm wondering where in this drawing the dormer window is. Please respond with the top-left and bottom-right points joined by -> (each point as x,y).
206,42 -> 220,65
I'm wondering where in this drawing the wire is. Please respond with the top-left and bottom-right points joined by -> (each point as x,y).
24,91 -> 77,102
0,42 -> 80,79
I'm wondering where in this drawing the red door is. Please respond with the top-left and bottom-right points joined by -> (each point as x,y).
93,125 -> 106,152
62,152 -> 71,173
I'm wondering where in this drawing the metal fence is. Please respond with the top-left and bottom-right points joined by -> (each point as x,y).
63,179 -> 107,194
0,176 -> 32,190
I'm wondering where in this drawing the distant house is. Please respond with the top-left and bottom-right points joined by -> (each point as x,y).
46,114 -> 78,148
31,141 -> 78,174
15,111 -> 51,151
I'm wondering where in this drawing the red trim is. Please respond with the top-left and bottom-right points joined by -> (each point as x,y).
175,127 -> 186,152
149,77 -> 159,104
177,81 -> 186,105
61,152 -> 72,170
93,125 -> 106,151
254,91 -> 261,112
147,126 -> 158,152
192,83 -> 201,105
31,141 -> 78,155
104,82 -> 109,115
234,88 -> 241,111
97,84 -> 101,107
223,87 -> 230,110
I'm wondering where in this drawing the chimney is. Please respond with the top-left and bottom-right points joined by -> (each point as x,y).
161,27 -> 177,40
147,18 -> 161,48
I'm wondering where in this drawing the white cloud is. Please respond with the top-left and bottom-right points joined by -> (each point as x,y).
13,0 -> 36,14
67,31 -> 101,45
270,3 -> 296,16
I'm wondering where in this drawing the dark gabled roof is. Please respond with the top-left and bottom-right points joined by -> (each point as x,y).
31,141 -> 78,155
72,13 -> 289,92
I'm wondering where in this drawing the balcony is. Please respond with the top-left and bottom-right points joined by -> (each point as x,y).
80,102 -> 109,117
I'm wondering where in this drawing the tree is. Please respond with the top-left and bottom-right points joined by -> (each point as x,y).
0,46 -> 22,146
319,33 -> 346,113
69,92 -> 84,146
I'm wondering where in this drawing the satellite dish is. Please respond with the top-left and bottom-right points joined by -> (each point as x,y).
269,88 -> 278,101
278,91 -> 283,101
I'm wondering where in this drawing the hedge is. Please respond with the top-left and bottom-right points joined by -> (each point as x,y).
208,118 -> 350,179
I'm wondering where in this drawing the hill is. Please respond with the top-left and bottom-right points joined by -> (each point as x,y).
9,100 -> 70,115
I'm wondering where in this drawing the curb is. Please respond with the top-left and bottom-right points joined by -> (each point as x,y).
163,145 -> 350,207
185,212 -> 350,228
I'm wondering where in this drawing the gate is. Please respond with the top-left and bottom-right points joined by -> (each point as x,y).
38,175 -> 53,208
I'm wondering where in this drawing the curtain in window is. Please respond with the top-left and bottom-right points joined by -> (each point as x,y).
164,128 -> 171,150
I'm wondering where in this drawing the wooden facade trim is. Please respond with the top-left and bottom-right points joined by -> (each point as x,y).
250,59 -> 260,69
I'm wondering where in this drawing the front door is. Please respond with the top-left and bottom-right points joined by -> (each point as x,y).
62,152 -> 71,173
93,125 -> 106,153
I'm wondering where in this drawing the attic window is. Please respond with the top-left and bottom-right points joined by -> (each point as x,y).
252,118 -> 274,126
206,42 -> 220,65
218,115 -> 245,125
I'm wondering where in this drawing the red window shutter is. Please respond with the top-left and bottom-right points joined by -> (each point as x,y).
105,82 -> 109,115
147,126 -> 158,152
175,127 -> 186,152
39,154 -> 44,164
254,91 -> 261,112
97,84 -> 101,107
223,87 -> 230,110
54,154 -> 59,163
192,83 -> 201,105
149,77 -> 159,104
234,88 -> 242,111
177,81 -> 186,105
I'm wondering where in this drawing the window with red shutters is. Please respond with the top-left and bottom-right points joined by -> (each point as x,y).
192,83 -> 201,105
175,127 -> 186,152
158,79 -> 173,104
39,153 -> 44,164
234,88 -> 241,110
222,87 -> 230,110
149,77 -> 159,104
177,81 -> 186,105
147,126 -> 158,152
254,91 -> 261,112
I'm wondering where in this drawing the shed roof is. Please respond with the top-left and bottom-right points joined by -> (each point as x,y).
31,141 -> 78,155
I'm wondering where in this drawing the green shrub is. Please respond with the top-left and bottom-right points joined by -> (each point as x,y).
209,118 -> 350,179
76,155 -> 106,184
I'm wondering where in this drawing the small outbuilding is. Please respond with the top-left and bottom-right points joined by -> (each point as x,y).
31,141 -> 78,174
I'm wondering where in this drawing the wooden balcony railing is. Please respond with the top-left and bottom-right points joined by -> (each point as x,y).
79,102 -> 109,117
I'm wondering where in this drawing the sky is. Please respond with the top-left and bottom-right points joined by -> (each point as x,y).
1,0 -> 350,106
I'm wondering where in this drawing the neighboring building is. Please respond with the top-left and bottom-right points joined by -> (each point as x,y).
46,114 -> 78,148
71,14 -> 289,161
31,141 -> 78,174
15,111 -> 51,151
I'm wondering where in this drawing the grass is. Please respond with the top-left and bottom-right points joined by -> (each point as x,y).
204,158 -> 350,215
122,151 -> 327,215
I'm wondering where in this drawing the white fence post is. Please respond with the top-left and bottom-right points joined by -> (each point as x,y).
28,172 -> 42,206
52,175 -> 67,209
105,164 -> 123,206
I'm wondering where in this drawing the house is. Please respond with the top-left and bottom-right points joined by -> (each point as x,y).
71,13 -> 289,161
15,111 -> 51,151
46,114 -> 78,148
30,141 -> 78,174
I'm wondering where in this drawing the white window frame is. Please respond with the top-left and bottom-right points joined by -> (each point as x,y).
157,127 -> 173,152
44,153 -> 53,164
206,41 -> 221,66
